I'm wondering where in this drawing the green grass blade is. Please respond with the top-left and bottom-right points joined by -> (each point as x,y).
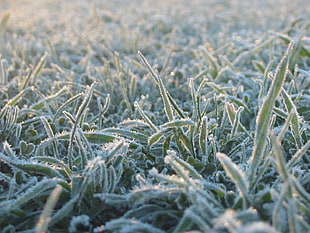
225,103 -> 250,137
226,95 -> 251,114
232,39 -> 273,67
288,198 -> 300,233
74,132 -> 89,169
134,101 -> 158,132
230,106 -> 244,139
277,109 -> 294,141
270,133 -> 289,180
0,152 -> 64,179
291,176 -> 310,204
107,166 -> 117,193
272,186 -> 287,232
33,156 -> 71,179
200,45 -> 219,79
226,102 -> 237,126
199,116 -> 208,156
30,86 -> 68,111
148,128 -> 173,147
68,82 -> 97,168
120,119 -> 153,129
32,52 -> 48,82
247,42 -> 293,189
0,178 -> 59,215
178,130 -> 195,155
104,128 -> 148,143
161,118 -> 195,129
216,153 -> 251,206
174,208 -> 210,233
40,116 -> 60,159
164,150 -> 198,186
189,78 -> 198,120
0,12 -> 10,33
138,51 -> 174,121
166,91 -> 186,119
3,141 -> 16,159
0,59 -> 8,85
281,88 -> 303,148
53,92 -> 83,122
62,110 -> 76,124
21,68 -> 34,90
287,140 -> 310,169
35,185 -> 62,233
168,151 -> 202,179
76,82 -> 97,125
114,52 -> 133,115
17,162 -> 64,179
7,87 -> 33,106
172,210 -> 194,233
148,167 -> 188,187
259,61 -> 274,100
97,94 -> 110,130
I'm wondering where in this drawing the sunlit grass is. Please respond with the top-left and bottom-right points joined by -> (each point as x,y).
0,0 -> 309,232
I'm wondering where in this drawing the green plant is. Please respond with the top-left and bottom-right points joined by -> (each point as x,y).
0,0 -> 309,232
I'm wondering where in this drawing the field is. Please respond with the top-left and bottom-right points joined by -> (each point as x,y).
0,0 -> 309,232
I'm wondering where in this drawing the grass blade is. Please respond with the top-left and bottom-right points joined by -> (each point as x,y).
114,52 -> 133,115
33,156 -> 71,179
138,51 -> 174,121
247,42 -> 293,189
281,88 -> 303,148
0,178 -> 59,215
53,92 -> 83,122
68,82 -> 97,168
199,116 -> 208,156
40,116 -> 60,159
148,128 -> 174,147
230,106 -> 244,139
134,101 -> 158,132
32,52 -> 48,83
161,118 -> 195,129
216,153 -> 251,206
200,45 -> 219,79
35,185 -> 62,233
0,59 -> 8,85
270,133 -> 289,181
287,140 -> 310,169
0,12 -> 10,33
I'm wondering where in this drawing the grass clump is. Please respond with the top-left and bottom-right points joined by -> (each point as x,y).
0,0 -> 309,232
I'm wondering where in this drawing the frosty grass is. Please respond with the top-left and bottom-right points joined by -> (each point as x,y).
0,0 -> 309,232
